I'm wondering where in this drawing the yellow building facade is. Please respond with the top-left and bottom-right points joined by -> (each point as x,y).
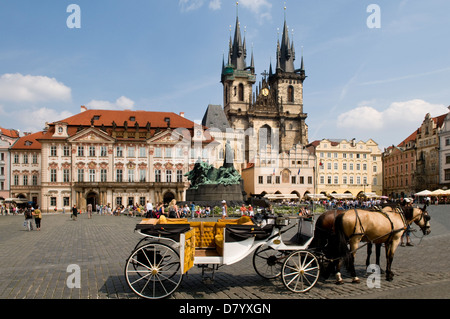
307,139 -> 383,198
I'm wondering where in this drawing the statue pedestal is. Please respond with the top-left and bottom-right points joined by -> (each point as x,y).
186,183 -> 244,206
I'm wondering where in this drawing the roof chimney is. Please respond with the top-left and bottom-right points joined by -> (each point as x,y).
81,105 -> 87,113
179,112 -> 185,118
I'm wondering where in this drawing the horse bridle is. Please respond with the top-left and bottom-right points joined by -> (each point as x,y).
403,205 -> 431,235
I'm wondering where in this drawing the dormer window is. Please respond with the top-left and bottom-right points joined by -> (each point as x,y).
93,116 -> 100,121
130,116 -> 136,121
58,127 -> 63,133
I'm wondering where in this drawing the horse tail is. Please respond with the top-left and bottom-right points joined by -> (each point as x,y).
334,213 -> 352,268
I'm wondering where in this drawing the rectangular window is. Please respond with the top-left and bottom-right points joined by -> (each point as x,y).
166,170 -> 172,183
291,176 -> 296,184
33,154 -> 38,164
135,169 -> 144,182
128,169 -> 135,182
128,147 -> 135,158
50,146 -> 57,157
100,146 -> 108,157
299,176 -> 305,184
63,146 -> 70,157
154,147 -> 162,158
258,176 -> 264,184
50,197 -> 57,207
14,154 -> 19,164
116,147 -> 123,157
139,147 -> 146,158
23,154 -> 28,164
267,176 -> 272,184
63,197 -> 70,207
177,170 -> 183,183
445,169 -> 450,181
77,169 -> 84,182
116,197 -> 122,206
32,175 -> 38,186
308,176 -> 312,184
77,146 -> 84,157
23,175 -> 28,186
165,147 -> 172,158
63,169 -> 70,183
116,169 -> 123,182
89,146 -> 96,157
50,169 -> 57,182
89,169 -> 96,182
101,169 -> 107,182
155,170 -> 161,183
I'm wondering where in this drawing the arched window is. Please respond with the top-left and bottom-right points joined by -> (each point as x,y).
287,86 -> 294,103
259,124 -> 272,150
238,83 -> 244,101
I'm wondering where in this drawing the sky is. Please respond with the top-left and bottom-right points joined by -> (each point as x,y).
1,0 -> 450,150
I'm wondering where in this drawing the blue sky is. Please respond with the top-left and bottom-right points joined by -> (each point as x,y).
1,0 -> 449,150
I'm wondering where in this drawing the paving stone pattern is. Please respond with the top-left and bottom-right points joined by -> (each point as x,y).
0,205 -> 449,299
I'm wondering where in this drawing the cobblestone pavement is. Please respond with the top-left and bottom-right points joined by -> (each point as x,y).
0,205 -> 449,301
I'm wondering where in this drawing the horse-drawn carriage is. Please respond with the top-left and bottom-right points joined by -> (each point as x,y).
124,203 -> 432,299
124,214 -> 322,299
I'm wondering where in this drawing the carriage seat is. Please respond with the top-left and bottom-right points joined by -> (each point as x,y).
141,216 -> 255,255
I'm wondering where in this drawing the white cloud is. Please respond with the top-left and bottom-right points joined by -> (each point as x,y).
337,99 -> 448,131
0,106 -> 73,133
337,106 -> 383,130
209,0 -> 221,11
179,0 -> 204,12
86,96 -> 135,110
239,0 -> 272,21
0,73 -> 71,103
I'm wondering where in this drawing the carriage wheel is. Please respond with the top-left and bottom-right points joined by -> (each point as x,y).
124,242 -> 182,299
281,251 -> 320,293
253,245 -> 286,279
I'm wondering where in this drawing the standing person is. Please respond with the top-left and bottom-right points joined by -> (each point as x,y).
240,204 -> 247,216
248,205 -> 254,217
146,201 -> 153,217
168,199 -> 178,218
221,200 -> 228,219
190,202 -> 195,219
24,208 -> 33,231
32,206 -> 42,231
87,203 -> 92,219
72,205 -> 78,221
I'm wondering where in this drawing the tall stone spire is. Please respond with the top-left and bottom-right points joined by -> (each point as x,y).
278,16 -> 296,73
229,11 -> 247,71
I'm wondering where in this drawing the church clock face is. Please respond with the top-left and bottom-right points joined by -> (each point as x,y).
262,88 -> 269,96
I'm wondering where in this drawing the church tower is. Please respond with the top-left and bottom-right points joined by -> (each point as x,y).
222,6 -> 308,161
221,10 -> 256,131
267,13 -> 308,150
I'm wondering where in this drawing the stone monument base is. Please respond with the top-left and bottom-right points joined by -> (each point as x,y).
186,183 -> 244,207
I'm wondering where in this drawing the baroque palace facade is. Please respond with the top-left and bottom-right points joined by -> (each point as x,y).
10,107 -> 217,212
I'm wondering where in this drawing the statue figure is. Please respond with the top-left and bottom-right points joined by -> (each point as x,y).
185,142 -> 241,189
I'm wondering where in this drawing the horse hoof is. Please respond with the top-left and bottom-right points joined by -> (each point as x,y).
352,279 -> 360,284
335,280 -> 344,285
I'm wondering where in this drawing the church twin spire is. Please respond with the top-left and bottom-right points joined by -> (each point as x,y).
223,4 -> 304,80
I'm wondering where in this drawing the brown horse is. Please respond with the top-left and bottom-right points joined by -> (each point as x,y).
334,205 -> 431,282
311,209 -> 382,284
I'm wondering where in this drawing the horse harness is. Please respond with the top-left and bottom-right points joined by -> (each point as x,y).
349,206 -> 408,245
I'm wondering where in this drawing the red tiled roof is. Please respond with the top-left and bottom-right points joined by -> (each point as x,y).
397,130 -> 417,148
54,109 -> 197,129
0,127 -> 20,138
10,131 -> 44,150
